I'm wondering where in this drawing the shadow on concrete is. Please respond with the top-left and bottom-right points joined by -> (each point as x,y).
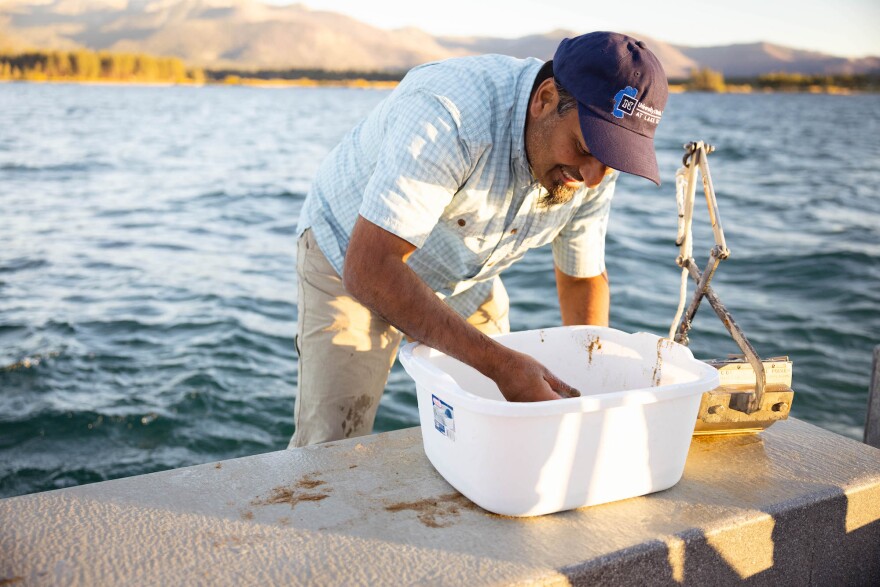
558,439 -> 880,586
559,495 -> 880,585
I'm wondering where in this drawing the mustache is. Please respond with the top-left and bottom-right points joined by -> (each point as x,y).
560,166 -> 583,182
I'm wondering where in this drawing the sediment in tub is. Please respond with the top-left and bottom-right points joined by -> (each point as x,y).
585,336 -> 602,364
652,338 -> 673,386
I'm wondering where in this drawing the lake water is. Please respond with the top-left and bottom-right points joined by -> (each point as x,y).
1,83 -> 878,498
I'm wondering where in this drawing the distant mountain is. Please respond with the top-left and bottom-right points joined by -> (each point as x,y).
0,0 -> 466,70
1,0 -> 878,77
438,31 -> 700,79
675,42 -> 880,78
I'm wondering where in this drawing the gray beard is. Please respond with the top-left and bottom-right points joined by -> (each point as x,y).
538,182 -> 577,207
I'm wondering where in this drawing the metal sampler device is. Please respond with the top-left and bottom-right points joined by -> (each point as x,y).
670,141 -> 794,435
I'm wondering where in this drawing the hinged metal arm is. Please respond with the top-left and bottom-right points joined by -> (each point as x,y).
672,141 -> 765,414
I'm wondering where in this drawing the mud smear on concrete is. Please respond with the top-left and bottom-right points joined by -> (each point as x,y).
385,492 -> 480,528
251,474 -> 331,509
252,487 -> 329,509
296,475 -> 327,490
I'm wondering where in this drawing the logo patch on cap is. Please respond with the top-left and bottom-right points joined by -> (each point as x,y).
612,85 -> 663,125
612,86 -> 638,118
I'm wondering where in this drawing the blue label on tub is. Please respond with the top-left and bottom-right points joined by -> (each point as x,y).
432,394 -> 455,441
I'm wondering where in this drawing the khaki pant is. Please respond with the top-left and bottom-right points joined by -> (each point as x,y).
289,228 -> 509,448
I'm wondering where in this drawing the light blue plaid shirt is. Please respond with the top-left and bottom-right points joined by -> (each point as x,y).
298,54 -> 617,318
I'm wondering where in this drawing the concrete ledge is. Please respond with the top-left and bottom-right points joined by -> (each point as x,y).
2,418 -> 879,586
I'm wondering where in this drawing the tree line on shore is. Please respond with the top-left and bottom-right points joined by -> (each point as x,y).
0,48 -> 403,85
0,49 -> 205,83
681,67 -> 880,93
2,48 -> 878,92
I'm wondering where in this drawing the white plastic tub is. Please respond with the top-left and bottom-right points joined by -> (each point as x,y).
399,326 -> 720,516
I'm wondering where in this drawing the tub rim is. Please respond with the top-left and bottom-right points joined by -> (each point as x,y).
399,326 -> 720,418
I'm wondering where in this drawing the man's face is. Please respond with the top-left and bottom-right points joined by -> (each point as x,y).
525,80 -> 610,206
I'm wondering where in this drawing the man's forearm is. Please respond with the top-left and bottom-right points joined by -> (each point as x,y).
344,236 -> 504,381
343,217 -> 580,401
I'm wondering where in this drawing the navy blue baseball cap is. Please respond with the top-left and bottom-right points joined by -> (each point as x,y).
554,32 -> 668,185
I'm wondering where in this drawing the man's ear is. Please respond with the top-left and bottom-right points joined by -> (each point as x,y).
530,77 -> 558,118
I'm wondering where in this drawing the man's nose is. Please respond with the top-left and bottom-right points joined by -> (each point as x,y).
580,157 -> 608,188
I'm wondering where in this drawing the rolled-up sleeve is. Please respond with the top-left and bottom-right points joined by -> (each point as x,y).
551,173 -> 617,278
359,90 -> 472,248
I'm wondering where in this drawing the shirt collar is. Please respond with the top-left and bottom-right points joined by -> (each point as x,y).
511,60 -> 544,184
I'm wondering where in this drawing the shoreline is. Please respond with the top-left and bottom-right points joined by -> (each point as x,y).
667,83 -> 861,95
0,78 -> 872,94
0,77 -> 400,89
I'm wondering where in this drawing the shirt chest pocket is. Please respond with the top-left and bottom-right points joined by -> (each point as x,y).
442,197 -> 506,258
435,217 -> 497,279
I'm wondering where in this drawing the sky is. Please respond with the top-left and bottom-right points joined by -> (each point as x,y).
271,0 -> 880,58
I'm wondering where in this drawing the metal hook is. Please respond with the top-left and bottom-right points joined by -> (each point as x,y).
682,142 -> 697,167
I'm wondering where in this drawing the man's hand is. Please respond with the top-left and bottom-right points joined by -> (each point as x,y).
489,348 -> 581,402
